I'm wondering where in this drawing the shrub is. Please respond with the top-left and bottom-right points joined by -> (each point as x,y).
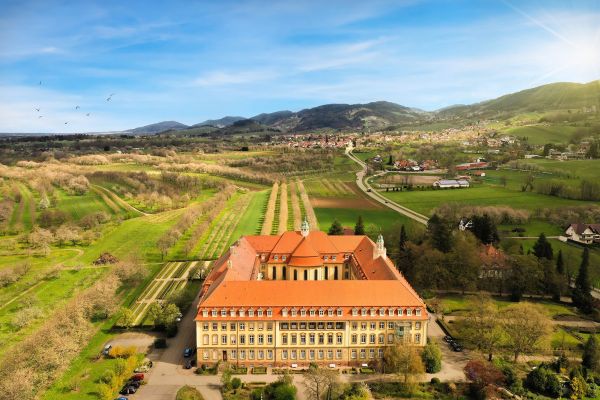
231,377 -> 242,391
108,345 -> 137,359
525,365 -> 561,398
154,338 -> 167,348
176,385 -> 204,400
421,341 -> 442,373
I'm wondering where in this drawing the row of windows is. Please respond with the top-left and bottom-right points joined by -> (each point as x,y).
203,349 -> 274,361
270,254 -> 347,262
201,322 -> 274,332
280,322 -> 344,330
201,307 -> 423,318
282,349 -> 345,360
272,266 -> 343,281
351,321 -> 421,330
281,333 -> 343,345
202,334 -> 274,346
201,348 -> 397,361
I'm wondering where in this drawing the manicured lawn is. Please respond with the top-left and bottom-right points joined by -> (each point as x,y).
380,185 -> 590,216
498,219 -> 563,237
516,159 -> 600,180
315,207 -> 420,235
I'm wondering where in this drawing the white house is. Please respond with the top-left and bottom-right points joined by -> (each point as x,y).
433,179 -> 470,189
565,224 -> 600,245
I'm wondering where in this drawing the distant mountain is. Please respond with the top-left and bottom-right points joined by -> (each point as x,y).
126,121 -> 188,135
250,110 -> 294,126
193,116 -> 245,128
437,80 -> 600,119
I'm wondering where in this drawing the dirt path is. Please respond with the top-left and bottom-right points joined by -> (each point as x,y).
261,182 -> 279,235
278,182 -> 288,234
290,181 -> 302,230
297,180 -> 319,230
92,184 -> 147,216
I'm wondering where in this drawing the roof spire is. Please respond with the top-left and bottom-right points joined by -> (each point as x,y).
375,234 -> 386,259
301,216 -> 309,237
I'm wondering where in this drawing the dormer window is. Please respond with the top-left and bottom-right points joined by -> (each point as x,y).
324,255 -> 329,261
379,308 -> 385,316
266,308 -> 272,317
370,308 -> 376,317
398,308 -> 403,316
239,309 -> 245,317
249,308 -> 255,317
388,308 -> 395,316
212,309 -> 217,317
344,254 -> 350,260
337,308 -> 343,316
274,255 -> 279,261
282,255 -> 287,261
221,309 -> 227,317
310,309 -> 316,316
257,308 -> 264,317
230,309 -> 236,317
300,308 -> 306,317
361,308 -> 367,316
282,308 -> 288,317
416,309 -> 422,316
352,308 -> 358,316
406,308 -> 412,316
319,309 -> 325,317
291,308 -> 297,317
202,310 -> 208,317
327,309 -> 334,317
332,255 -> 336,261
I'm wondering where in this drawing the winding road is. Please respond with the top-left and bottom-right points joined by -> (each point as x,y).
346,147 -> 429,225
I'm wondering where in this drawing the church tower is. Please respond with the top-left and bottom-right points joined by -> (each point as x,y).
375,234 -> 386,259
301,217 -> 309,237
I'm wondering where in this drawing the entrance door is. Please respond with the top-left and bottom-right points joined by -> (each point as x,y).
222,350 -> 228,361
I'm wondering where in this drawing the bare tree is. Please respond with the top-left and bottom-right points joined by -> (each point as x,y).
303,365 -> 339,400
502,302 -> 551,362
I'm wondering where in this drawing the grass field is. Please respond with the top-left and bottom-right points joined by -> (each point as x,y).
503,124 -> 587,145
513,159 -> 600,180
379,185 -> 591,216
314,207 -> 420,236
229,189 -> 270,239
56,189 -> 117,220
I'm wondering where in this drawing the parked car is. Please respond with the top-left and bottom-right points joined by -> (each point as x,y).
366,188 -> 372,192
175,312 -> 183,323
184,358 -> 194,369
126,380 -> 140,389
130,373 -> 144,381
451,342 -> 463,352
183,347 -> 195,358
115,397 -> 128,400
102,344 -> 112,356
443,335 -> 453,343
119,385 -> 137,395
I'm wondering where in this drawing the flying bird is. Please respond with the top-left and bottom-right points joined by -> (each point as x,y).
35,108 -> 40,112
64,122 -> 69,125
75,105 -> 80,110
106,93 -> 115,101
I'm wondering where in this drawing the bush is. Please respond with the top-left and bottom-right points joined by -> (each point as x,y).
231,377 -> 242,391
176,385 -> 204,400
154,338 -> 167,348
422,341 -> 442,373
430,377 -> 441,385
525,365 -> 561,398
108,345 -> 137,359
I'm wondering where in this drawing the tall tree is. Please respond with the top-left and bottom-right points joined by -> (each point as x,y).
508,255 -> 541,301
427,214 -> 453,253
398,224 -> 408,250
532,233 -> 553,260
354,216 -> 365,235
303,365 -> 338,400
327,220 -> 344,235
458,294 -> 504,361
383,340 -> 425,385
556,249 -> 564,275
502,303 -> 552,362
448,232 -> 481,293
572,248 -> 594,314
583,335 -> 600,372
471,214 -> 499,244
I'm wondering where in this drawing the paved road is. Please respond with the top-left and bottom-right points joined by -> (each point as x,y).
345,148 -> 429,225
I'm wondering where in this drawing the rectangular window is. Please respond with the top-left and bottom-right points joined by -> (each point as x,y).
212,323 -> 218,331
415,334 -> 421,344
369,334 -> 376,344
370,322 -> 376,330
337,334 -> 343,345
319,310 -> 324,317
291,350 -> 297,360
337,309 -> 343,316
309,322 -> 316,330
328,309 -> 333,316
231,350 -> 237,360
327,334 -> 334,345
300,309 -> 306,317
416,322 -> 421,330
327,350 -> 333,359
378,334 -> 384,344
369,349 -> 375,359
203,323 -> 209,331
300,334 -> 306,345
230,323 -> 236,330
388,334 -> 394,344
291,334 -> 297,345
352,322 -> 358,330
267,323 -> 273,330
221,323 -> 227,331
318,350 -> 324,359
291,323 -> 297,330
282,334 -> 288,345
378,349 -> 384,358
222,335 -> 227,345
351,334 -> 357,344
203,350 -> 209,360
416,309 -> 422,316
231,335 -> 237,344
388,322 -> 394,329
360,334 -> 366,344
212,310 -> 217,317
258,323 -> 264,330
239,335 -> 246,345
360,349 -> 366,359
300,322 -> 307,330
249,323 -> 254,331
300,350 -> 306,359
327,322 -> 334,329
379,322 -> 385,329
240,350 -> 246,360
221,310 -> 227,317
249,335 -> 255,345
309,350 -> 315,360
212,335 -> 218,345
282,350 -> 288,360
267,334 -> 273,344
267,350 -> 273,360
240,323 -> 246,330
249,350 -> 255,360
406,309 -> 412,316
318,334 -> 325,345
309,333 -> 316,345
336,349 -> 342,359
258,350 -> 264,359
361,322 -> 367,330
258,334 -> 264,345
257,310 -> 263,317
281,323 -> 289,330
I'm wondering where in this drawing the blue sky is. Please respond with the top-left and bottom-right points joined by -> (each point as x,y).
1,0 -> 599,133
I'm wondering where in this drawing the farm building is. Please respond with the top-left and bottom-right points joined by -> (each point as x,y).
433,179 -> 470,188
564,223 -> 600,245
195,220 -> 427,367
455,161 -> 489,171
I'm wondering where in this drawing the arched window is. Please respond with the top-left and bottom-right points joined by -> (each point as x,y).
334,266 -> 338,280
282,266 -> 287,280
272,266 -> 277,280
314,269 -> 318,280
324,266 -> 328,280
294,270 -> 298,280
304,270 -> 308,280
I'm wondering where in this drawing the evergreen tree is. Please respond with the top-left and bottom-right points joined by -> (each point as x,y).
354,216 -> 365,235
399,224 -> 408,250
387,154 -> 394,165
583,335 -> 600,372
573,248 -> 594,314
532,233 -> 553,260
471,214 -> 499,244
328,220 -> 344,235
556,250 -> 564,275
427,214 -> 453,253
